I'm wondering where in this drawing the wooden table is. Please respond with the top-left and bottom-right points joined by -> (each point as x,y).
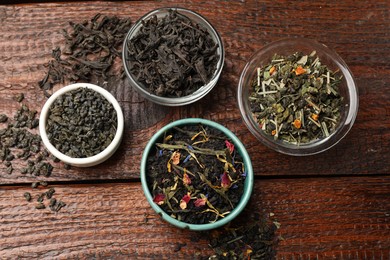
1,0 -> 389,258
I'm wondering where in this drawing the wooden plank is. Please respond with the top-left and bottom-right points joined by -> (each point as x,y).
0,1 -> 389,184
0,176 -> 389,258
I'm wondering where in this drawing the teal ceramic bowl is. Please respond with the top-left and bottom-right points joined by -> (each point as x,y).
140,118 -> 253,231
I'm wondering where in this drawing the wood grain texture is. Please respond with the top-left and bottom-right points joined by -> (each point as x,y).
0,177 -> 389,258
1,2 -> 389,258
0,1 -> 389,183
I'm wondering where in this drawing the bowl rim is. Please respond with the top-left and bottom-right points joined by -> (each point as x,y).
39,83 -> 124,167
237,37 -> 359,156
122,7 -> 225,106
140,118 -> 254,231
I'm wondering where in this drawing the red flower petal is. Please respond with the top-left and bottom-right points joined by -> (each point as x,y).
221,172 -> 231,189
182,194 -> 191,203
225,140 -> 235,154
194,198 -> 207,207
153,194 -> 165,205
180,193 -> 191,209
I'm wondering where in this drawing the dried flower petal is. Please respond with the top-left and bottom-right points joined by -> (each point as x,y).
167,160 -> 172,173
294,65 -> 306,75
182,194 -> 191,203
171,151 -> 181,165
183,154 -> 191,163
221,172 -> 231,189
194,197 -> 207,207
183,173 -> 191,185
311,113 -> 319,121
179,200 -> 187,209
180,193 -> 191,209
293,119 -> 301,129
244,246 -> 253,257
269,66 -> 276,75
225,140 -> 235,154
153,194 -> 165,205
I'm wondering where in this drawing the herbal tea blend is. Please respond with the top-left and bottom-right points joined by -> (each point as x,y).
146,124 -> 246,225
249,51 -> 344,144
46,87 -> 117,158
125,9 -> 220,97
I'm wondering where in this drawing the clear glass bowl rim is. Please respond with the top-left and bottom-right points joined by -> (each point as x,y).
122,7 -> 225,106
237,38 -> 359,156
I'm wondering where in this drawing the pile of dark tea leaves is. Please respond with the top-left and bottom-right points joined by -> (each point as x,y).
24,181 -> 66,212
46,87 -> 117,158
0,94 -> 54,177
3,13 -> 131,212
205,212 -> 279,259
249,51 -> 343,144
0,94 -> 67,212
146,124 -> 246,224
38,14 -> 132,97
125,9 -> 220,97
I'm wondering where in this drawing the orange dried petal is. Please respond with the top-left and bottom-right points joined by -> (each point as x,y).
294,65 -> 306,76
311,114 -> 319,121
293,119 -> 302,129
171,151 -> 180,165
269,66 -> 276,75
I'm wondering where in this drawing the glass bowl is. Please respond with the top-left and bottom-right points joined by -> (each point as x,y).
140,118 -> 253,231
122,7 -> 224,106
39,83 -> 124,167
238,38 -> 358,156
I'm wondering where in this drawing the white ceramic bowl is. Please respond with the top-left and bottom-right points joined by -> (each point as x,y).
39,83 -> 124,167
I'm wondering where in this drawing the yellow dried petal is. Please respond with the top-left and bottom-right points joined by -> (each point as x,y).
179,200 -> 187,209
167,159 -> 172,173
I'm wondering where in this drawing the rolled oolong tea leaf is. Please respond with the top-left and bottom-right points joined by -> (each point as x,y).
146,124 -> 246,225
0,96 -> 55,177
46,87 -> 117,158
0,114 -> 8,123
125,9 -> 220,97
249,51 -> 344,144
24,192 -> 32,202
